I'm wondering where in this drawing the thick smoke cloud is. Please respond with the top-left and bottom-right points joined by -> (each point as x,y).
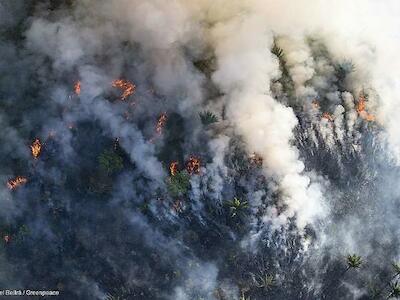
1,0 -> 400,299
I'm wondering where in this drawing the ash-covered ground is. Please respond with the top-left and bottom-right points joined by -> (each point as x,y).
1,1 -> 400,299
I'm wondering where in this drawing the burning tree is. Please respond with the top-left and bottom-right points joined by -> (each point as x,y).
186,156 -> 201,175
74,81 -> 81,95
112,79 -> 136,100
30,138 -> 42,159
156,113 -> 168,135
169,161 -> 179,176
357,94 -> 375,122
7,176 -> 28,190
322,112 -> 334,122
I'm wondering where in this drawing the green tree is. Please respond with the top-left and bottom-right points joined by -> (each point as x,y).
393,263 -> 400,276
346,254 -> 363,270
322,254 -> 363,297
251,273 -> 276,291
167,171 -> 190,197
388,282 -> 400,299
226,197 -> 248,218
372,262 -> 400,298
98,150 -> 124,174
199,111 -> 218,125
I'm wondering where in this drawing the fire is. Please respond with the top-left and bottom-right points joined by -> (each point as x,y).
356,95 -> 366,113
186,156 -> 201,175
357,94 -> 375,122
7,176 -> 27,190
74,81 -> 81,95
364,114 -> 375,122
156,113 -> 168,135
170,161 -> 179,176
322,112 -> 334,122
30,138 -> 42,159
112,79 -> 136,100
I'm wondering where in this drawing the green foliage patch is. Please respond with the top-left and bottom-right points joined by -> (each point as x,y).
98,150 -> 124,174
167,171 -> 190,197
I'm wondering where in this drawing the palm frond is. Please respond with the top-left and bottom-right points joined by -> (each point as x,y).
200,111 -> 219,125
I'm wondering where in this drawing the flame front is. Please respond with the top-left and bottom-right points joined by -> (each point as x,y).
112,79 -> 136,100
30,139 -> 42,159
74,81 -> 81,95
186,156 -> 201,175
357,94 -> 375,122
170,161 -> 179,176
156,113 -> 168,135
7,176 -> 27,190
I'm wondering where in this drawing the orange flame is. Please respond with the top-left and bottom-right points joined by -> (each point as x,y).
74,81 -> 81,95
322,112 -> 334,122
170,161 -> 179,176
357,94 -> 375,122
156,113 -> 168,135
7,176 -> 27,190
30,139 -> 42,159
112,79 -> 136,100
186,156 -> 201,175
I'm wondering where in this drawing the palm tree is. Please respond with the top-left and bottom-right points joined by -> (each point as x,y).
388,281 -> 400,298
373,262 -> 400,298
199,111 -> 218,125
271,42 -> 284,60
393,263 -> 400,276
251,273 -> 276,291
346,254 -> 363,270
322,254 -> 363,297
368,285 -> 381,299
226,197 -> 248,218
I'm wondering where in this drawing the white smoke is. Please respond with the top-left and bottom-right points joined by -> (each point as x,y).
23,0 -> 400,230
7,1 -> 400,296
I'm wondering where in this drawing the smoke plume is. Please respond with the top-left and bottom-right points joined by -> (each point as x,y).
1,0 -> 400,299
